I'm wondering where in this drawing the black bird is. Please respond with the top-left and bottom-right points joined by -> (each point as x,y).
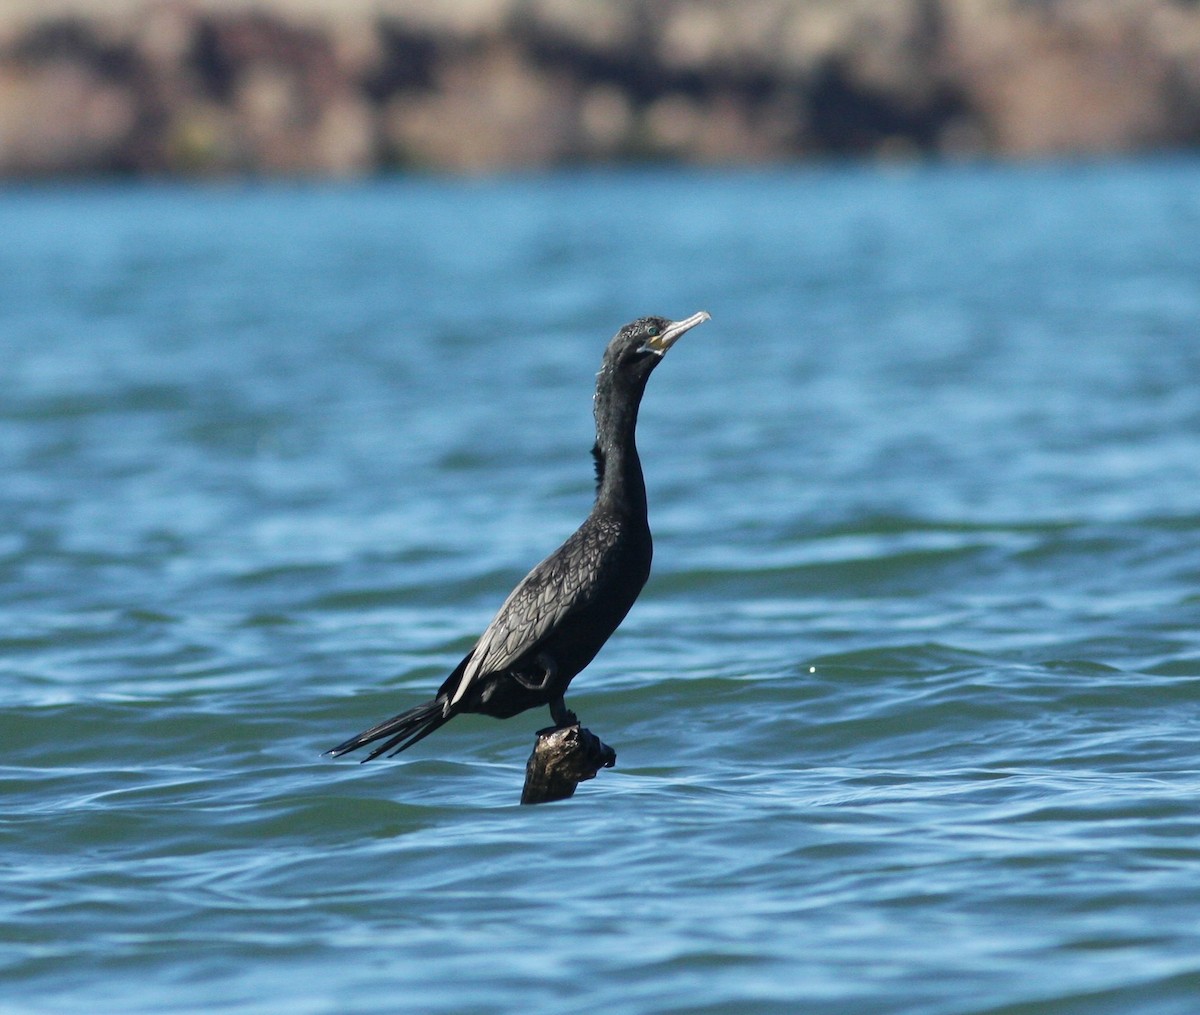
327,311 -> 710,762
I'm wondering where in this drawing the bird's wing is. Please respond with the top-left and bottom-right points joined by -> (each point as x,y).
446,519 -> 616,707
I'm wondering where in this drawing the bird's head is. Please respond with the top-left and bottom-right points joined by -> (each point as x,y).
599,311 -> 711,385
591,310 -> 710,494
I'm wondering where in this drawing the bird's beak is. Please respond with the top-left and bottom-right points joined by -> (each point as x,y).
642,310 -> 711,355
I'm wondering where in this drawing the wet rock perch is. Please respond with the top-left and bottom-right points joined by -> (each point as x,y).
521,724 -> 617,806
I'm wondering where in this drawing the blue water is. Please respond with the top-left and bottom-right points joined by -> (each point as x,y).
3,161 -> 1200,1014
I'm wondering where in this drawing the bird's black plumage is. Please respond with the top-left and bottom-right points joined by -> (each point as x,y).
327,311 -> 710,762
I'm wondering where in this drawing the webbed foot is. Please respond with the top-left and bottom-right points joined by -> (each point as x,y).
549,697 -> 578,728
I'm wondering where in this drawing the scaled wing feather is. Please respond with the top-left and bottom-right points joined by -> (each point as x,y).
448,520 -> 616,706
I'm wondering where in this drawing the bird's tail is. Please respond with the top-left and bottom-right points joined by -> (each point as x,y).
325,697 -> 452,762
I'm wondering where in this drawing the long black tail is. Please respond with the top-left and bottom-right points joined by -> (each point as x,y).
326,697 -> 453,762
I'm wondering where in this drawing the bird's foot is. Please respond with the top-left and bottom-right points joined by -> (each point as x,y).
549,698 -> 578,728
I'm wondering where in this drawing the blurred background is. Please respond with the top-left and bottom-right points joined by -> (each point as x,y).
3,0 -> 1200,176
6,4 -> 1200,1015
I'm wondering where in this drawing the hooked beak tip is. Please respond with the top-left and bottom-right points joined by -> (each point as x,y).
645,310 -> 711,354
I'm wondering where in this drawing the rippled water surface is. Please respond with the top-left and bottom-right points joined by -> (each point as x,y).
3,162 -> 1200,1014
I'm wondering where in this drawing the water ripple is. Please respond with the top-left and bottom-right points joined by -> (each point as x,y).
4,165 -> 1200,1014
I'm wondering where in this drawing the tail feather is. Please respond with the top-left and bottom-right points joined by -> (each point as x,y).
326,697 -> 452,763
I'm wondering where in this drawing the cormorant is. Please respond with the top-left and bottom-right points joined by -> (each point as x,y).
326,311 -> 710,762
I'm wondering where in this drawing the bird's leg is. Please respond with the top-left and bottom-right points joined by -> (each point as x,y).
513,652 -> 558,692
514,654 -> 577,726
549,696 -> 578,728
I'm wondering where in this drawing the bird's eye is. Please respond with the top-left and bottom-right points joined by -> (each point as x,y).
644,324 -> 660,337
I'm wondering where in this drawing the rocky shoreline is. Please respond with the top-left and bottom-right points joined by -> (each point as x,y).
1,0 -> 1198,176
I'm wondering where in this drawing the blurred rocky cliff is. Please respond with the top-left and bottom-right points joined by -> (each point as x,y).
1,0 -> 1199,176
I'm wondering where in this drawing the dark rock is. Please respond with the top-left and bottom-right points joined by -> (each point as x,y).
521,724 -> 616,805
0,1 -> 1197,175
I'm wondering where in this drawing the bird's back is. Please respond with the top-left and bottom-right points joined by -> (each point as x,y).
441,508 -> 651,716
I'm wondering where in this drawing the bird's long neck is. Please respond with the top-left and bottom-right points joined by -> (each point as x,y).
592,374 -> 648,520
